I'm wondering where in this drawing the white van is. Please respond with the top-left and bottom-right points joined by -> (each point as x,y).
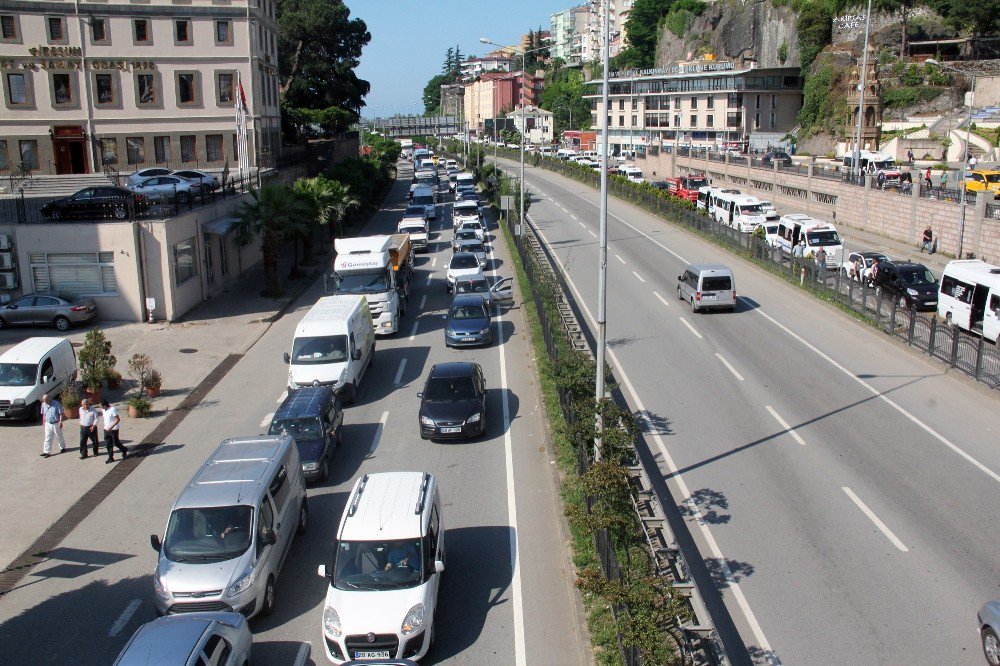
697,186 -> 740,218
454,173 -> 476,193
452,200 -> 481,230
319,472 -> 444,663
937,260 -> 1000,343
677,264 -> 737,313
284,295 -> 375,404
0,337 -> 76,421
150,435 -> 307,619
776,214 -> 844,269
713,192 -> 766,233
619,166 -> 644,183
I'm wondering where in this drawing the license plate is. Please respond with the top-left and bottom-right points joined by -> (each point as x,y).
354,651 -> 390,659
703,293 -> 717,300
0,411 -> 6,417
462,337 -> 476,342
440,426 -> 462,433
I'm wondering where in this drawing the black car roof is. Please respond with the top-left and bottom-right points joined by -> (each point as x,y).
273,386 -> 335,420
428,362 -> 479,379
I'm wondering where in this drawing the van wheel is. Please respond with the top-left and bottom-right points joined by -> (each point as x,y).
297,499 -> 309,535
54,316 -> 71,332
260,576 -> 276,616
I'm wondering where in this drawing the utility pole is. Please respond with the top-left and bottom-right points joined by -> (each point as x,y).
852,0 -> 874,183
594,0 -> 610,461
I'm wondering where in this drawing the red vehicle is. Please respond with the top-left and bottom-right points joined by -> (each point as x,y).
663,174 -> 709,202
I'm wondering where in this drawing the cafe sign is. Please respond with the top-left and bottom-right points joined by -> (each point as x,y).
1,46 -> 155,71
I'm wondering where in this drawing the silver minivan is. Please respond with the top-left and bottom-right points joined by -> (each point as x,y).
677,264 -> 737,313
151,435 -> 308,619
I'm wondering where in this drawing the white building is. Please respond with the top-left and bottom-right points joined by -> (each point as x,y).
506,105 -> 554,145
550,5 -> 590,66
0,0 -> 280,175
459,52 -> 514,82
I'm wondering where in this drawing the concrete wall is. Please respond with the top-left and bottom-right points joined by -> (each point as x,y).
635,150 -> 999,262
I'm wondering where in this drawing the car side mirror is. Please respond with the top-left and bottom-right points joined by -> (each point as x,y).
416,392 -> 423,398
150,534 -> 162,552
283,352 -> 290,364
264,529 -> 278,546
352,349 -> 362,361
434,560 -> 445,574
677,275 -> 684,281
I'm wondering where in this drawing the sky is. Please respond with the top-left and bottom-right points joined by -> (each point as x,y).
345,0 -> 571,118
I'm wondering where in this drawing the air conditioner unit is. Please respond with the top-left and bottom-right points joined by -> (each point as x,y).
0,252 -> 13,270
0,272 -> 16,289
0,235 -> 10,250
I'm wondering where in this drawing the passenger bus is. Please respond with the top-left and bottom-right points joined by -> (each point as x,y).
937,260 -> 1000,343
712,192 -> 766,232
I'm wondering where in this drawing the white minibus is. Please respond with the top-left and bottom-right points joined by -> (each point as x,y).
712,192 -> 766,232
937,260 -> 1000,343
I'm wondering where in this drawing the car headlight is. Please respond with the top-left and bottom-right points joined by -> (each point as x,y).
479,327 -> 491,335
12,399 -> 24,406
401,603 -> 425,636
302,462 -> 319,471
323,605 -> 343,638
906,288 -> 918,296
227,566 -> 254,597
153,573 -> 169,598
420,415 -> 435,427
466,412 -> 481,424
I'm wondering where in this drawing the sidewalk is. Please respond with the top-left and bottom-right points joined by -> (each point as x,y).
832,218 -> 951,274
0,245 -> 328,573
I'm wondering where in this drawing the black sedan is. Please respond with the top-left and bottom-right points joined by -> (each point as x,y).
41,186 -> 148,221
761,151 -> 793,167
873,261 -> 939,311
418,362 -> 487,440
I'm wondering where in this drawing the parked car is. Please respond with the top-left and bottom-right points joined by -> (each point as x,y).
872,260 -> 939,311
127,167 -> 171,187
40,186 -> 148,221
113,612 -> 253,666
418,361 -> 487,439
841,251 -> 891,285
761,151 -> 793,167
0,292 -> 97,331
979,601 -> 1000,666
171,169 -> 221,192
129,175 -> 198,202
444,293 -> 492,347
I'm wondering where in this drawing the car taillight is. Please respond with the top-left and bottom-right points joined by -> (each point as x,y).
70,305 -> 88,311
695,291 -> 701,302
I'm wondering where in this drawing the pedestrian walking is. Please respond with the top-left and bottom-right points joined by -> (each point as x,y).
815,247 -> 828,272
901,171 -> 913,194
78,398 -> 100,459
924,167 -> 932,190
921,225 -> 934,254
876,170 -> 886,190
907,149 -> 914,164
870,256 -> 882,288
39,394 -> 66,458
939,169 -> 948,190
970,155 -> 978,170
99,399 -> 127,463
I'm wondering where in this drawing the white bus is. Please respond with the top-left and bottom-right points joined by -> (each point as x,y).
776,214 -> 844,269
712,192 -> 766,232
937,260 -> 1000,343
696,186 -> 740,218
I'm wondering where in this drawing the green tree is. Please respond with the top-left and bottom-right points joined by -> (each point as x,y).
422,73 -> 449,115
235,184 -> 310,295
540,67 -> 591,137
795,0 -> 833,75
442,47 -> 455,75
615,0 -> 674,69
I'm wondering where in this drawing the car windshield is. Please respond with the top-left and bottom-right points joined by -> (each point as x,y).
739,204 -> 762,215
456,231 -> 478,241
764,225 -> 778,235
687,178 -> 708,189
163,506 -> 253,563
450,302 -> 488,320
290,335 -> 348,365
455,279 -> 489,293
985,173 -> 1000,184
451,254 -> 479,269
269,417 -> 323,440
424,375 -> 478,401
404,206 -> 425,216
0,363 -> 36,387
464,243 -> 485,254
335,271 -> 389,294
807,231 -> 841,246
898,268 -> 936,286
333,539 -> 423,591
400,224 -> 425,235
412,196 -> 434,207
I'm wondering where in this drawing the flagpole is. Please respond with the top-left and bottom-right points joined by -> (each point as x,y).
236,71 -> 249,185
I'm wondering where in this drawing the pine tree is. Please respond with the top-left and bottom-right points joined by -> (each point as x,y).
442,47 -> 455,75
453,45 -> 463,78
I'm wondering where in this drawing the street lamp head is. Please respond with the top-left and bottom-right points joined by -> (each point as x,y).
925,58 -> 939,66
480,37 -> 493,45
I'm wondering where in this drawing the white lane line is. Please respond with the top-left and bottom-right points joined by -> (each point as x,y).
615,254 -> 626,264
368,411 -> 389,457
842,487 -> 909,552
293,642 -> 311,666
426,273 -> 433,286
765,406 -> 807,446
393,358 -> 408,386
409,321 -> 419,341
108,599 -> 142,637
751,303 -> 1000,485
570,213 -> 577,220
715,353 -> 744,381
419,294 -> 427,310
275,390 -> 287,404
259,412 -> 274,429
632,271 -> 646,283
587,229 -> 597,238
431,256 -> 437,268
652,290 -> 670,307
578,221 -> 587,228
678,316 -> 703,339
529,218 -> 775,655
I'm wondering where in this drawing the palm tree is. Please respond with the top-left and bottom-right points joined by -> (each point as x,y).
234,184 -> 310,295
293,176 -> 337,265
325,179 -> 360,241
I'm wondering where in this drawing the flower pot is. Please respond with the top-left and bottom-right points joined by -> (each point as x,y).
64,406 -> 79,419
128,405 -> 144,418
146,386 -> 161,398
85,388 -> 102,403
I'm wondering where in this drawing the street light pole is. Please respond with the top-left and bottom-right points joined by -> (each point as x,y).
594,0 -> 610,461
852,0 -> 874,182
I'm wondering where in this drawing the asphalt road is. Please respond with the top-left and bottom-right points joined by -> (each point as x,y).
495,156 -> 1000,665
0,163 -> 588,665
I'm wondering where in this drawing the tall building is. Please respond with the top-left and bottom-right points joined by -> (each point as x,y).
550,5 -> 590,66
463,71 -> 544,136
0,0 -> 280,175
586,0 -> 633,61
844,47 -> 883,152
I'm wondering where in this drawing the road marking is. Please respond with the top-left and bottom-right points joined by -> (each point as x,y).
108,599 -> 142,637
615,254 -> 626,264
715,353 -> 744,381
368,411 -> 389,457
259,412 -> 274,429
652,290 -> 670,307
393,357 -> 407,386
419,294 -> 427,310
632,271 -> 645,283
409,321 -> 419,341
678,316 -> 703,339
426,273 -> 433,286
842,487 -> 909,552
587,229 -> 597,238
578,221 -> 587,228
431,256 -> 437,268
529,218 -> 775,656
570,213 -> 577,220
765,406 -> 806,446
275,390 -> 287,404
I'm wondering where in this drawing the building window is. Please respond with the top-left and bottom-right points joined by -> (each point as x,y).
706,95 -> 714,109
771,94 -> 776,109
29,252 -> 117,295
755,94 -> 760,109
173,238 -> 196,285
217,72 -> 234,104
727,112 -> 741,128
631,115 -> 637,126
1,15 -> 19,42
177,73 -> 197,105
727,92 -> 742,107
631,98 -> 637,110
206,134 -> 223,162
95,73 -> 115,105
6,72 -> 29,105
706,115 -> 714,128
690,96 -> 697,109
618,115 -> 624,127
91,18 -> 107,43
215,20 -> 232,45
180,135 -> 197,162
52,72 -> 73,105
153,136 -> 171,164
0,140 -> 7,169
175,19 -> 191,44
47,17 -> 65,43
673,97 -> 680,110
674,114 -> 680,127
126,137 -> 145,164
134,19 -> 151,45
770,112 -> 775,129
100,138 -> 118,165
754,112 -> 760,129
136,73 -> 156,105
690,114 -> 697,127
618,99 -> 624,110
19,140 -> 38,170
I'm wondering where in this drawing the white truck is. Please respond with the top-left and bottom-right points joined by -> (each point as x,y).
398,207 -> 429,252
328,234 -> 413,335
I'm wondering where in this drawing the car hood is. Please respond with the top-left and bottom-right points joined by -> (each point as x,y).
0,386 -> 36,401
906,283 -> 938,297
294,436 -> 325,464
447,266 -> 481,280
447,316 -> 490,334
420,398 -> 482,423
158,551 -> 249,594
325,584 -> 429,637
290,360 -> 347,387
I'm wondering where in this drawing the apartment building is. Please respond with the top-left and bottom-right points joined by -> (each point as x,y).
585,60 -> 803,155
463,71 -> 543,136
550,4 -> 590,66
506,106 -> 554,145
0,0 -> 280,176
459,51 -> 514,82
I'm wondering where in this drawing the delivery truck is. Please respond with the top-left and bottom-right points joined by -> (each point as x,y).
327,234 -> 413,335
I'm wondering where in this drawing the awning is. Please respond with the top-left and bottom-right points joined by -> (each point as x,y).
202,216 -> 239,235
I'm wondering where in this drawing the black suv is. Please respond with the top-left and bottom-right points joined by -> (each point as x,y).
873,260 -> 939,311
268,386 -> 343,483
41,186 -> 149,221
761,151 -> 793,167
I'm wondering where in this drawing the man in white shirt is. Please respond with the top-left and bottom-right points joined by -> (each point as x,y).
99,399 -> 128,463
39,394 -> 66,458
78,399 -> 100,459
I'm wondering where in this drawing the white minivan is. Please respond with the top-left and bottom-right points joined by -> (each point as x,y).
284,295 -> 375,404
937,259 -> 1000,343
0,337 -> 76,421
619,165 -> 644,183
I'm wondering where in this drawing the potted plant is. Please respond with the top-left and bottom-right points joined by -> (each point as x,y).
126,395 -> 151,418
60,385 -> 81,419
126,353 -> 161,397
106,367 -> 122,390
145,369 -> 162,398
78,329 -> 116,401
